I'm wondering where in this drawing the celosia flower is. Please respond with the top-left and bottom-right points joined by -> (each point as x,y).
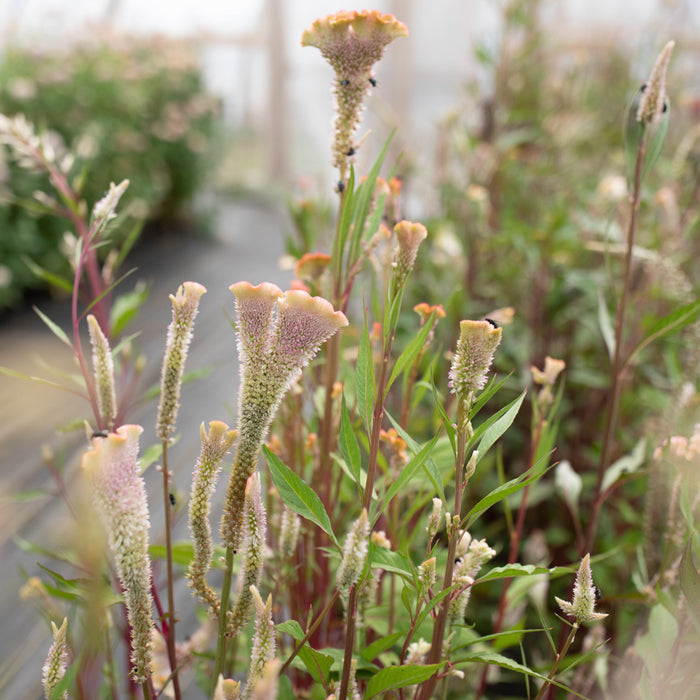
250,659 -> 281,700
213,675 -> 241,700
87,314 -> 117,431
414,303 -> 446,323
393,220 -> 427,287
637,41 -> 675,125
448,319 -> 502,397
448,575 -> 475,624
245,586 -> 276,696
418,557 -> 437,590
187,421 -> 238,616
555,554 -> 608,624
42,618 -> 69,700
156,281 -> 207,441
228,473 -> 267,637
221,283 -> 347,549
371,530 -> 391,549
92,179 -> 129,231
301,10 -> 408,177
454,534 -> 496,580
81,425 -> 154,681
279,505 -> 301,559
405,638 -> 431,665
337,508 -> 370,590
294,251 -> 332,284
426,498 -> 443,541
531,356 -> 566,387
379,428 -> 408,467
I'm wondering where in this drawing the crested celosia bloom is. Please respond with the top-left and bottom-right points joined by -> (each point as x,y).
245,586 -> 276,697
156,281 -> 207,441
81,424 -> 154,681
532,355 -> 566,410
301,10 -> 408,178
221,282 -> 347,549
42,618 -> 69,700
294,251 -> 332,285
637,41 -> 675,125
393,220 -> 427,287
87,314 -> 117,431
228,473 -> 267,637
279,505 -> 301,560
448,319 -> 502,397
188,421 -> 238,616
336,508 -> 370,590
555,554 -> 608,624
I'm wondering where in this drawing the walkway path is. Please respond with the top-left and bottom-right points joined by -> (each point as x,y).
0,199 -> 293,699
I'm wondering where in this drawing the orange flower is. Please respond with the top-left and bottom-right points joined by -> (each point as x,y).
294,251 -> 332,283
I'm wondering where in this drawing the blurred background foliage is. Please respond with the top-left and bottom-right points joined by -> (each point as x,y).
0,32 -> 221,311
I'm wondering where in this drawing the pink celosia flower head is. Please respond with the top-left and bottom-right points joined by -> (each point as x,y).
230,281 -> 283,364
637,40 -> 675,125
301,10 -> 407,177
81,424 -> 154,682
394,220 -> 427,287
448,320 -> 502,397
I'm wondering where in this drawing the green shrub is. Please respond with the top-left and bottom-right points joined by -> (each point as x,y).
0,33 -> 221,311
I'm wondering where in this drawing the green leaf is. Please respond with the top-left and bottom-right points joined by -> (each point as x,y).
378,431 -> 441,515
386,412 -> 445,502
602,438 -> 646,491
598,290 -> 615,361
276,620 -> 334,683
464,468 -> 545,528
110,283 -> 149,336
265,447 -> 339,548
365,663 -> 442,698
33,306 -> 73,348
0,366 -> 84,396
474,390 -> 526,465
386,313 -> 435,395
475,563 -> 571,584
339,395 -> 362,487
680,539 -> 700,634
149,542 -> 195,568
355,308 -> 375,430
370,546 -> 415,580
21,256 -> 73,293
628,298 -> 700,365
361,632 -> 403,662
641,106 -> 670,181
431,373 -> 456,453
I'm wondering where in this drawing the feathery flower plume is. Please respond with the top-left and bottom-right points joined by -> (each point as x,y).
427,497 -> 443,541
418,557 -> 437,590
555,554 -> 608,624
42,618 -> 69,700
87,314 -> 117,431
228,473 -> 267,637
81,424 -> 154,681
156,281 -> 207,442
448,319 -> 502,397
92,179 -> 129,232
393,220 -> 427,287
213,675 -> 241,700
336,508 -> 370,590
637,41 -> 675,125
245,587 -> 276,697
221,283 -> 347,549
188,421 -> 238,616
279,505 -> 301,560
448,575 -> 475,624
249,659 -> 281,700
301,10 -> 408,178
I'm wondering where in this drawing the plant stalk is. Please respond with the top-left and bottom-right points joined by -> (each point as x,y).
533,622 -> 579,700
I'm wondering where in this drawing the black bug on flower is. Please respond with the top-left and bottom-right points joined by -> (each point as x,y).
484,318 -> 498,329
339,79 -> 350,86
369,76 -> 377,87
92,430 -> 109,439
169,493 -> 176,506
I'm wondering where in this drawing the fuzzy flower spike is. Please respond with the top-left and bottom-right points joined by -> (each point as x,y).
302,10 -> 408,179
221,283 -> 348,549
156,281 -> 207,442
81,424 -> 154,681
449,320 -> 502,398
637,40 -> 675,125
555,553 -> 607,624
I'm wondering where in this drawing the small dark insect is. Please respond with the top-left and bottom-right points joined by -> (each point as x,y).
594,585 -> 602,601
640,82 -> 648,93
169,493 -> 176,506
368,77 -> 377,87
339,79 -> 350,86
484,318 -> 499,329
337,180 -> 345,193
92,430 -> 109,439
663,101 -> 669,113
454,556 -> 463,565
346,147 -> 355,156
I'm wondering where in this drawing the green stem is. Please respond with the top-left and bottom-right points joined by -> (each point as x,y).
584,132 -> 647,554
416,396 -> 471,700
160,442 -> 182,700
141,680 -> 154,700
533,623 -> 579,700
213,546 -> 235,690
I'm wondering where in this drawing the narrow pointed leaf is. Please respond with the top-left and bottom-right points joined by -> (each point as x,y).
265,447 -> 339,548
355,308 -> 375,429
474,390 -> 526,464
339,395 -> 362,486
386,313 -> 435,394
365,663 -> 442,698
33,306 -> 72,348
